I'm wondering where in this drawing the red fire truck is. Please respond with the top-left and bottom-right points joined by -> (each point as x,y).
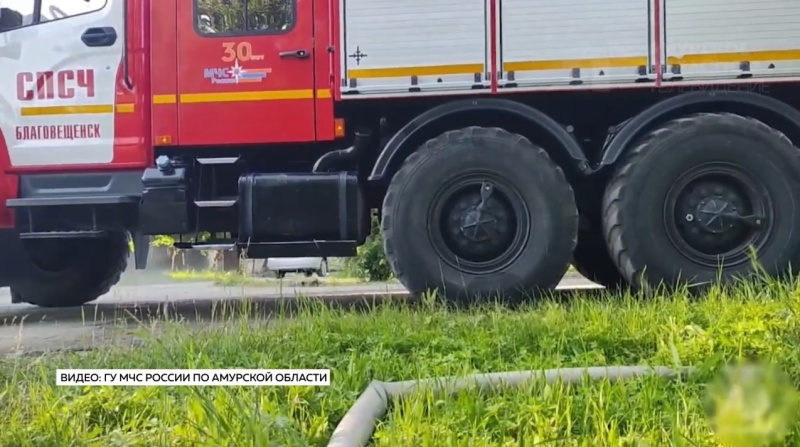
2,0 -> 800,307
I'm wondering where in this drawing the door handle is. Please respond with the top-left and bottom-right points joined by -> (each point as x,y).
81,27 -> 118,47
279,50 -> 309,59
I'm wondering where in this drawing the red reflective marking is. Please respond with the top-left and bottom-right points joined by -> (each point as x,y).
35,71 -> 55,100
15,69 -> 96,101
77,69 -> 96,98
57,70 -> 76,99
16,72 -> 34,101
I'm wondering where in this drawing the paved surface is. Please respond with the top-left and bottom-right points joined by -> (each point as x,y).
0,272 -> 600,356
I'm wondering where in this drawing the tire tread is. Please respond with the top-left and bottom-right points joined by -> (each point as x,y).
383,126 -> 578,300
602,112 -> 799,290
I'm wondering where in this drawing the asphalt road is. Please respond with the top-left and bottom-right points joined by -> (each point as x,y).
0,272 -> 600,356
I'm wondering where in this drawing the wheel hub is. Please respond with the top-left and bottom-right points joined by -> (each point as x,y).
459,207 -> 498,242
443,182 -> 514,260
431,177 -> 528,273
694,194 -> 737,234
666,166 -> 771,266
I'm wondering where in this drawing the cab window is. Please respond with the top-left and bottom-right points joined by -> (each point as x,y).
0,0 -> 106,33
0,1 -> 31,32
40,0 -> 107,22
195,0 -> 294,36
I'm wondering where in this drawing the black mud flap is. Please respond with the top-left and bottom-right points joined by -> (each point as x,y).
132,231 -> 150,270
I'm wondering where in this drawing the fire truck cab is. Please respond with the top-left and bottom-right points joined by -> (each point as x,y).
3,0 -> 800,307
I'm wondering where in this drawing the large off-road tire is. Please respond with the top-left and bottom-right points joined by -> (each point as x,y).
573,226 -> 627,290
602,112 -> 800,291
10,231 -> 129,308
382,126 -> 579,303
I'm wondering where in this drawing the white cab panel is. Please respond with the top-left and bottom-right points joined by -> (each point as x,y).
0,0 -> 122,166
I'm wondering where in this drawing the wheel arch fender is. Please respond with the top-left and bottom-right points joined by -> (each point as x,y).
599,91 -> 800,168
368,98 -> 591,182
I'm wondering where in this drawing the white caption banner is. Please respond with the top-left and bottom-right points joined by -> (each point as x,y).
56,369 -> 331,386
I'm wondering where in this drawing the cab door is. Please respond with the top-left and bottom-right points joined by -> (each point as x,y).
0,0 -> 125,167
177,0 -> 317,145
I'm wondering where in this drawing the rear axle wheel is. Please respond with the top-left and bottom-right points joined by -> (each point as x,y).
602,112 -> 800,290
382,126 -> 579,303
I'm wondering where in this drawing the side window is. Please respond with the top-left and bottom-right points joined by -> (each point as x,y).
0,2 -> 33,33
196,0 -> 294,36
0,0 -> 106,33
39,0 -> 107,23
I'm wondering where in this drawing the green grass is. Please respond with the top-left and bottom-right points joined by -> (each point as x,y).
3,280 -> 800,446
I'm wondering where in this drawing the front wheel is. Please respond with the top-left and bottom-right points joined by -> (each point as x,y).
603,112 -> 800,290
382,126 -> 579,303
11,231 -> 129,308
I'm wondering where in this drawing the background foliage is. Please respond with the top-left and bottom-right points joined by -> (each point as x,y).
196,0 -> 293,32
343,214 -> 393,282
148,215 -> 392,281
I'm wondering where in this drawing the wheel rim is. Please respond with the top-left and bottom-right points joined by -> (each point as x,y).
663,162 -> 773,268
427,172 -> 531,275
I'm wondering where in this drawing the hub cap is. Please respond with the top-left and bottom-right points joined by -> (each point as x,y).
664,163 -> 771,268
428,173 -> 530,275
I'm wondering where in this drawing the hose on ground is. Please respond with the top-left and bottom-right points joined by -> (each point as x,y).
327,365 -> 695,447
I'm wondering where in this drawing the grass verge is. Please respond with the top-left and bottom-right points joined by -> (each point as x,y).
167,269 -> 366,287
3,280 -> 800,446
